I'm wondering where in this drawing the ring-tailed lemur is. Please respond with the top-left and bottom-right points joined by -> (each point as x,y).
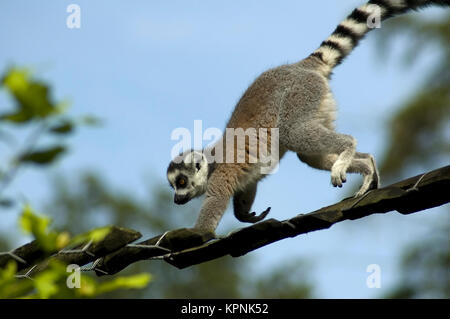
167,0 -> 449,235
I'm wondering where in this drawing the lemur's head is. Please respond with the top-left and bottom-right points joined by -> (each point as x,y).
167,150 -> 209,205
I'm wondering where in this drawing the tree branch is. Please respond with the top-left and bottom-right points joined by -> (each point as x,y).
96,165 -> 450,275
0,226 -> 141,275
1,165 -> 449,278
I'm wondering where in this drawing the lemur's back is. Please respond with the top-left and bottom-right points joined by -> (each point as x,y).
227,60 -> 329,130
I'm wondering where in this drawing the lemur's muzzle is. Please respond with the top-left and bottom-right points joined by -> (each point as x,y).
174,194 -> 189,205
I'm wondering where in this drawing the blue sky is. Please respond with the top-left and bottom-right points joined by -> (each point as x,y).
0,0 -> 447,298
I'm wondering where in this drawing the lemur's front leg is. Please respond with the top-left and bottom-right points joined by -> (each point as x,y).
194,193 -> 229,235
233,183 -> 270,223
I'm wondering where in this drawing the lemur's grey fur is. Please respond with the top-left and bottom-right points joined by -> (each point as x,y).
167,0 -> 449,235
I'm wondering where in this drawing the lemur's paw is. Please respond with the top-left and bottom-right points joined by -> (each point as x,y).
354,187 -> 368,198
354,176 -> 377,198
331,160 -> 348,188
239,207 -> 271,223
331,168 -> 347,188
354,164 -> 380,197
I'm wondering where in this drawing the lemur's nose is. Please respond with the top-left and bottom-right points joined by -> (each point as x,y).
174,194 -> 189,205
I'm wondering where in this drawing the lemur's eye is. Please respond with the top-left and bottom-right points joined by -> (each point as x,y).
175,174 -> 188,189
177,178 -> 186,188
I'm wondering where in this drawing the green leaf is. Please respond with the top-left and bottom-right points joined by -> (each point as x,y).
19,146 -> 66,165
88,227 -> 111,242
34,269 -> 60,299
1,68 -> 58,123
2,68 -> 30,92
19,204 -> 58,251
0,261 -> 34,298
20,204 -> 50,234
69,226 -> 112,247
32,260 -> 67,299
96,273 -> 152,295
0,110 -> 33,123
0,261 -> 17,283
49,121 -> 74,135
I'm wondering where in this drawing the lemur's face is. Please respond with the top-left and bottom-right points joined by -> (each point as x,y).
167,151 -> 209,205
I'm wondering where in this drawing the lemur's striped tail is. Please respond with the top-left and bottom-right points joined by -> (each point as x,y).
310,0 -> 449,76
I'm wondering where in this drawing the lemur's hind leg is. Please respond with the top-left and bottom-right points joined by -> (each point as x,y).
280,122 -> 356,188
278,79 -> 356,189
354,152 -> 380,195
297,152 -> 380,196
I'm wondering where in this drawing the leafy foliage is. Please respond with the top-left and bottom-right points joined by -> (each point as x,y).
1,68 -> 61,123
0,67 -> 98,206
18,145 -> 67,166
49,120 -> 74,135
0,203 -> 151,299
0,262 -> 34,298
0,67 -> 150,299
19,204 -> 68,252
0,259 -> 151,299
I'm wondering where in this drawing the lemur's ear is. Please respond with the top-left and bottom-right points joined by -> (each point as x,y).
193,151 -> 207,172
183,151 -> 204,168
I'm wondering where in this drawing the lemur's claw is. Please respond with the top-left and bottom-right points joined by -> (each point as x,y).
241,207 -> 271,223
257,207 -> 271,220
